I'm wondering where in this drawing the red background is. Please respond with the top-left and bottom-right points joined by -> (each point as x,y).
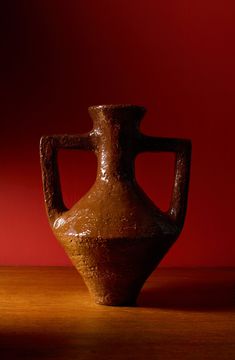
1,0 -> 235,266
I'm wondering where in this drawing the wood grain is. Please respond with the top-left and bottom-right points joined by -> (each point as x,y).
0,267 -> 234,360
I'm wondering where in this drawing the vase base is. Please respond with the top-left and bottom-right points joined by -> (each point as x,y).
94,299 -> 137,307
92,290 -> 140,307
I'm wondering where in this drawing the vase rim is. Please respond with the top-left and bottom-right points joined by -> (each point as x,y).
88,104 -> 146,111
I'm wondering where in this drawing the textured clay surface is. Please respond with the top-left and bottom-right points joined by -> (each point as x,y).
40,104 -> 191,306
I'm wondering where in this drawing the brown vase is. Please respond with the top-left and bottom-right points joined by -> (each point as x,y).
40,104 -> 191,306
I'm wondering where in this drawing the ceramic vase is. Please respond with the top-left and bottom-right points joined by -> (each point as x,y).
40,105 -> 191,306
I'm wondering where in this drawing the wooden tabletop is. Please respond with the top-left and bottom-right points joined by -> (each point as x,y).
0,267 -> 234,360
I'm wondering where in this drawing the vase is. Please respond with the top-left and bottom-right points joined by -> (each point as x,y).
40,104 -> 191,306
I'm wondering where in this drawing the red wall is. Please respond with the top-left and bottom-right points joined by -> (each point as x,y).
1,0 -> 235,266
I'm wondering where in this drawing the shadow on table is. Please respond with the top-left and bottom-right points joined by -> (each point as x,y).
0,332 -> 71,360
138,276 -> 235,311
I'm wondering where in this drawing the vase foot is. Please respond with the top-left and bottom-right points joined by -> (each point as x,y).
93,294 -> 138,307
94,297 -> 137,307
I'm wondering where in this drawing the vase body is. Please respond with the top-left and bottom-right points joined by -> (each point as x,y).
40,105 -> 191,306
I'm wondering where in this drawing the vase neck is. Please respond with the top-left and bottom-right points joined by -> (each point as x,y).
88,105 -> 146,183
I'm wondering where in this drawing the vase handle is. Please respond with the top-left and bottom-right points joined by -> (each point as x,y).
40,134 -> 94,224
138,135 -> 192,230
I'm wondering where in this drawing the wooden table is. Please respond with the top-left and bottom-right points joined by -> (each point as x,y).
0,267 -> 234,359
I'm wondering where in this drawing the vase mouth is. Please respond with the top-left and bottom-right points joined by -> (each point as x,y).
88,104 -> 146,112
